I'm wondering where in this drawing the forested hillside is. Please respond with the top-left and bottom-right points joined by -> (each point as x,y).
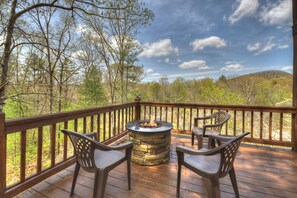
136,70 -> 292,107
3,69 -> 293,119
230,70 -> 291,80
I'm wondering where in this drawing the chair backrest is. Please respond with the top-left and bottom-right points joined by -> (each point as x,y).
62,129 -> 97,169
218,132 -> 250,177
209,111 -> 230,133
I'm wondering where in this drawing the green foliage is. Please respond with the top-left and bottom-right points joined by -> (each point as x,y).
79,66 -> 107,107
149,81 -> 162,101
6,133 -> 21,186
4,98 -> 31,119
135,71 -> 292,106
170,77 -> 187,102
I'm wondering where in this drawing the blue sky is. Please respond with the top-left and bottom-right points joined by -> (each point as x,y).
136,0 -> 293,82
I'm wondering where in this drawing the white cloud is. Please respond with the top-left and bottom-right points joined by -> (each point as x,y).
71,50 -> 87,59
190,36 -> 227,51
169,71 -> 220,78
281,65 -> 293,71
259,40 -> 276,54
221,62 -> 245,71
195,76 -> 207,80
228,0 -> 291,26
247,37 -> 288,55
76,24 -> 88,34
259,0 -> 291,26
204,23 -> 216,32
179,60 -> 209,70
247,42 -> 261,52
139,39 -> 179,58
228,0 -> 259,24
151,73 -> 161,76
0,35 -> 4,43
278,44 -> 289,49
110,36 -> 141,52
144,70 -> 221,81
146,68 -> 154,73
247,40 -> 276,55
164,58 -> 170,63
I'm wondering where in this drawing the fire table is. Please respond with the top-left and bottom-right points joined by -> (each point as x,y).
126,120 -> 173,165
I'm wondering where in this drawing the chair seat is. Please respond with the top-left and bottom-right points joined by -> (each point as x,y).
184,152 -> 221,175
95,149 -> 125,169
192,127 -> 218,136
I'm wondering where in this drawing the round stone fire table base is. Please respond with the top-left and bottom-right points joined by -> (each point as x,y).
126,120 -> 173,166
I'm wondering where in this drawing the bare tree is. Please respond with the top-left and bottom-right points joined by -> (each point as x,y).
80,0 -> 153,103
105,0 -> 153,103
228,77 -> 258,105
26,7 -> 78,113
0,0 -> 128,101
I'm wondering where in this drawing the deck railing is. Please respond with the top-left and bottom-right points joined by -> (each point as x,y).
0,99 -> 296,198
0,102 -> 138,198
138,101 -> 297,148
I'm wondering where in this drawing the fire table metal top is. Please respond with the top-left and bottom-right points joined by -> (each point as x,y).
126,120 -> 173,133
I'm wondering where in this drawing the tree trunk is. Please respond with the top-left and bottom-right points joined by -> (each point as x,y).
49,73 -> 54,114
58,84 -> 62,113
120,62 -> 124,103
0,0 -> 17,99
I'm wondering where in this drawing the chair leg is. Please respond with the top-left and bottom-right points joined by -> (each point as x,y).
207,138 -> 216,149
127,158 -> 131,190
93,169 -> 109,198
176,162 -> 182,198
217,140 -> 222,146
197,135 -> 203,150
203,176 -> 220,198
229,167 -> 240,197
70,162 -> 80,196
191,133 -> 194,146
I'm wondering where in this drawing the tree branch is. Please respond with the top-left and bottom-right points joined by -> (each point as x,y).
14,0 -> 126,21
9,41 -> 47,53
3,92 -> 48,100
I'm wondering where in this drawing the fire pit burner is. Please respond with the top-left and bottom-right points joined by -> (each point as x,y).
126,120 -> 173,165
137,120 -> 162,128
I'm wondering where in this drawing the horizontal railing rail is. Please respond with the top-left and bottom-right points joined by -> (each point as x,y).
1,102 -> 138,198
139,102 -> 296,149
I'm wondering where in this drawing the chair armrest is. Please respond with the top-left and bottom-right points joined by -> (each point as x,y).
93,140 -> 113,151
85,132 -> 98,139
193,115 -> 212,126
176,145 -> 220,156
92,138 -> 133,151
208,134 -> 234,142
194,115 -> 212,122
204,122 -> 225,128
109,142 -> 134,150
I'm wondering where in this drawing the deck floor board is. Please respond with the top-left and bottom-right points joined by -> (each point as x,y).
16,135 -> 297,198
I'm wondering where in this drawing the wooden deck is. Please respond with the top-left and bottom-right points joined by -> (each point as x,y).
15,135 -> 297,198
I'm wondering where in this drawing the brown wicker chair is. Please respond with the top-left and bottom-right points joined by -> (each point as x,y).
176,132 -> 250,198
61,129 -> 133,198
192,111 -> 230,149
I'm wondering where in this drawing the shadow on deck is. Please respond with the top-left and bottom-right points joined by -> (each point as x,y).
16,135 -> 297,198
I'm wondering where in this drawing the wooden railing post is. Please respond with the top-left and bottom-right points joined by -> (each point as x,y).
292,0 -> 297,151
134,95 -> 141,120
0,100 -> 6,197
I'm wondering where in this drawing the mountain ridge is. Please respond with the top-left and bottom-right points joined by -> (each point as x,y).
228,70 -> 292,81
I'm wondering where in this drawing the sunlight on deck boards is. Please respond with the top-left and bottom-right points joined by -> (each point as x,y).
16,135 -> 297,198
